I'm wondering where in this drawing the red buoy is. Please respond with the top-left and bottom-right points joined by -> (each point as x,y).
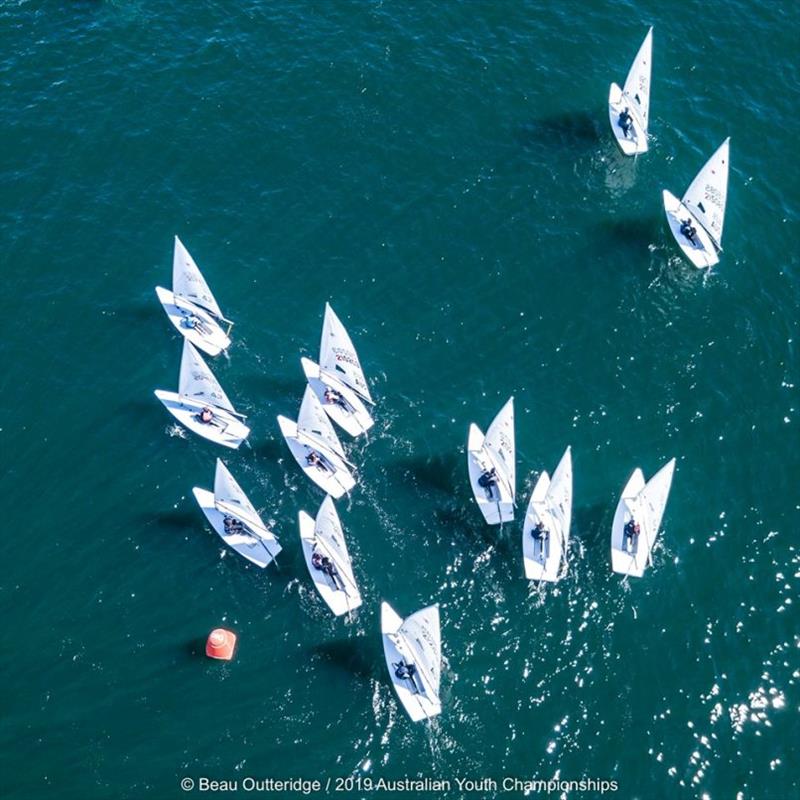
206,628 -> 236,660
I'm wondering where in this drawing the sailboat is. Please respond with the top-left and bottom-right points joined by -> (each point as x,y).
301,303 -> 374,437
192,459 -> 281,568
277,385 -> 356,498
381,602 -> 442,722
608,27 -> 653,156
611,458 -> 676,578
467,397 -> 515,525
522,446 -> 573,582
298,495 -> 362,616
155,237 -> 233,357
663,138 -> 731,268
154,340 -> 250,448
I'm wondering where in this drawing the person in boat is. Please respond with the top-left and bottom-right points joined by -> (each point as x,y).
478,466 -> 498,498
306,450 -> 324,468
311,551 -> 324,570
624,518 -> 641,548
321,556 -> 343,588
394,661 -> 417,681
223,516 -> 243,534
323,387 -> 347,408
199,406 -> 214,424
532,521 -> 549,541
680,218 -> 698,245
618,106 -> 633,137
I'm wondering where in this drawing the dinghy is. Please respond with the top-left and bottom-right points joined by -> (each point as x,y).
381,602 -> 442,722
298,496 -> 362,616
301,303 -> 374,437
155,236 -> 233,357
522,446 -> 572,582
611,458 -> 675,578
277,386 -> 356,498
154,340 -> 250,448
192,459 -> 281,568
608,27 -> 653,156
467,397 -> 515,525
663,138 -> 730,268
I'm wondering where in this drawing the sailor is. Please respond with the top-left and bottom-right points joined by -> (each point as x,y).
624,518 -> 641,548
199,406 -> 214,424
311,551 -> 324,570
323,387 -> 346,407
306,450 -> 324,468
322,556 -> 344,588
478,466 -> 498,499
680,218 -> 698,245
223,516 -> 243,534
532,521 -> 549,541
394,661 -> 417,680
618,106 -> 633,137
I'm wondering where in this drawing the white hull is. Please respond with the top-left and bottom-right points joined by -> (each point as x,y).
155,287 -> 230,356
662,190 -> 719,268
192,487 -> 281,568
154,390 -> 250,448
611,469 -> 647,577
301,358 -> 374,437
298,510 -> 362,616
467,424 -> 514,525
522,473 -> 557,581
380,603 -> 442,722
277,416 -> 356,499
608,83 -> 647,156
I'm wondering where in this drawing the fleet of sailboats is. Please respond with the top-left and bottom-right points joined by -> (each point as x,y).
148,22 -> 727,715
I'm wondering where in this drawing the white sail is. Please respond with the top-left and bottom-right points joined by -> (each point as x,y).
178,340 -> 235,413
546,446 -> 572,543
622,27 -> 653,132
484,397 -> 515,496
636,458 -> 676,550
313,496 -> 359,595
682,138 -> 730,248
296,385 -> 346,460
213,460 -> 262,529
399,605 -> 441,699
172,236 -> 223,319
319,303 -> 372,403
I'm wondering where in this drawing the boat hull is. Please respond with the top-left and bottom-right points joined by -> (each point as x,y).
155,390 -> 249,448
301,358 -> 374,437
380,602 -> 441,722
663,190 -> 720,269
192,487 -> 280,568
467,424 -> 514,525
277,416 -> 356,498
608,83 -> 648,156
155,287 -> 231,356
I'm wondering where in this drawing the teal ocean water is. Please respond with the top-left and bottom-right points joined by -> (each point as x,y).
1,1 -> 798,798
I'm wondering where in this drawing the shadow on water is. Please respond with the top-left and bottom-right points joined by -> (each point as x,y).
183,636 -> 208,660
310,637 -> 377,680
106,301 -> 162,325
387,452 -> 461,495
251,438 -> 286,461
592,215 -> 661,255
516,111 -> 603,151
433,503 -> 512,556
572,502 -> 611,553
238,372 -> 304,405
137,509 -> 197,535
